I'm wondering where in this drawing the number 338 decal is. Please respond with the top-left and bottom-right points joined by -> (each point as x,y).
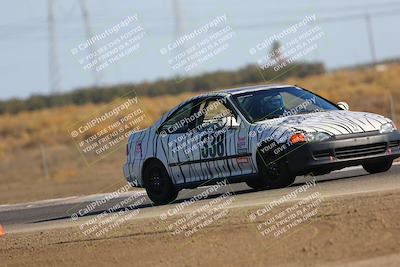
201,133 -> 225,158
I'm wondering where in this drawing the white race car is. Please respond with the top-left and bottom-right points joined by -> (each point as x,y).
124,85 -> 400,204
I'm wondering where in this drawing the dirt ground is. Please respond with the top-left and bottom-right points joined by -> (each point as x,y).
0,145 -> 126,204
1,189 -> 399,267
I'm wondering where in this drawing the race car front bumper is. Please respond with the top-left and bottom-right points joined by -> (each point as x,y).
286,131 -> 400,175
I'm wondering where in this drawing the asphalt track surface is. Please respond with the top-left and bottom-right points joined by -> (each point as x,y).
1,163 -> 400,234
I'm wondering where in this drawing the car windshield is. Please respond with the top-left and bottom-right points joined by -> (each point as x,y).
232,87 -> 339,122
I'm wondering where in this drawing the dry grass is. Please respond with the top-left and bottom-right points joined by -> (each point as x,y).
0,64 -> 399,204
286,64 -> 400,117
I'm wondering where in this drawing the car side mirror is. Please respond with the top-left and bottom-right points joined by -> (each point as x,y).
220,116 -> 240,128
337,101 -> 349,111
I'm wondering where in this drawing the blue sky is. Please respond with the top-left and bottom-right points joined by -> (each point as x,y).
1,0 -> 400,99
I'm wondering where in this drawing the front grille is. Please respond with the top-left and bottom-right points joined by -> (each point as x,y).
313,149 -> 332,160
389,140 -> 400,149
334,143 -> 387,159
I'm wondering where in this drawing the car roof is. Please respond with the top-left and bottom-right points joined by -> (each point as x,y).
206,84 -> 296,97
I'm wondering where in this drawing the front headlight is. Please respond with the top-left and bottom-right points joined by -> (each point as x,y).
305,132 -> 331,142
380,122 -> 396,134
289,132 -> 331,144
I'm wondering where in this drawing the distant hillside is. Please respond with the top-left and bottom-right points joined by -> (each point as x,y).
0,62 -> 324,114
0,63 -> 398,153
285,63 -> 400,119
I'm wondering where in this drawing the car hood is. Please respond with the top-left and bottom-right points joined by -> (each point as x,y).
254,110 -> 391,142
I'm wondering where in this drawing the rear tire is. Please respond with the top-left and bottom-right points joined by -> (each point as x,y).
362,159 -> 393,174
246,152 -> 296,190
143,160 -> 178,205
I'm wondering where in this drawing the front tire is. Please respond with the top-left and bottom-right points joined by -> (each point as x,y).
246,152 -> 296,190
143,160 -> 178,205
362,159 -> 393,174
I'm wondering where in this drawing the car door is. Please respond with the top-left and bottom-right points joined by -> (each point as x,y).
157,99 -> 205,185
191,97 -> 255,182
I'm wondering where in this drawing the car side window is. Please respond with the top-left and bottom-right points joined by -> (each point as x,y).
197,98 -> 235,127
159,101 -> 196,134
